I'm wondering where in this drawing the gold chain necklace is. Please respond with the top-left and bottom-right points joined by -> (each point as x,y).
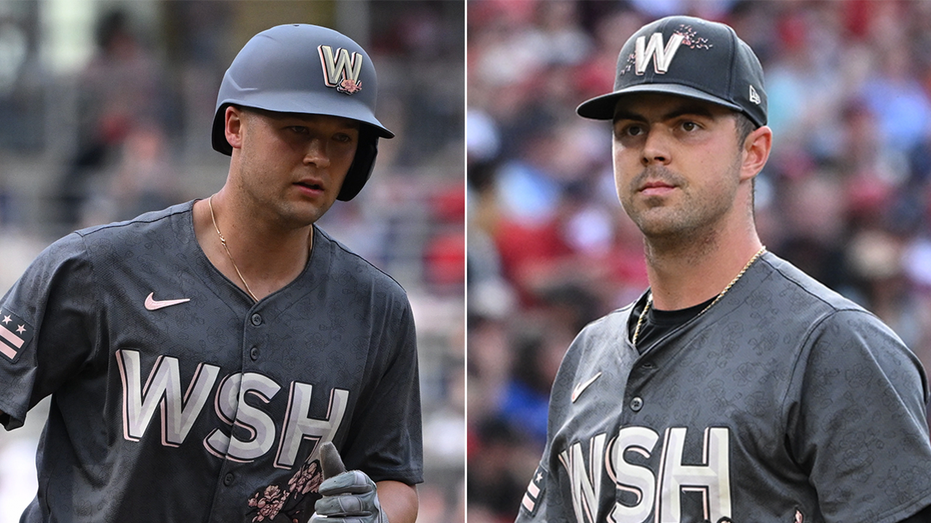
631,246 -> 766,346
208,195 -> 259,302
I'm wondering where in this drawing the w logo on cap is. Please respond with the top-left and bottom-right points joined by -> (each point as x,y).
318,45 -> 363,94
635,32 -> 684,75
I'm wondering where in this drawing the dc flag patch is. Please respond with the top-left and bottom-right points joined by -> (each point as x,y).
520,464 -> 546,516
0,307 -> 33,362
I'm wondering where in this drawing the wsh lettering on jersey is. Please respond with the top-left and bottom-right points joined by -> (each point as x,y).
558,427 -> 732,523
115,349 -> 347,469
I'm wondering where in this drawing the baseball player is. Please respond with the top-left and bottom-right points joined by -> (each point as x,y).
516,16 -> 931,523
0,24 -> 421,523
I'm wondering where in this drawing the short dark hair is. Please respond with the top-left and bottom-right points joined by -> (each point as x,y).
733,112 -> 760,213
735,112 -> 756,146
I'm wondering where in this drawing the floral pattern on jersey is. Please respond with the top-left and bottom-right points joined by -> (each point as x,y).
247,454 -> 323,522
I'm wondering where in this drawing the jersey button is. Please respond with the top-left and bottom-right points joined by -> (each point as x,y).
630,397 -> 643,412
250,347 -> 260,361
251,313 -> 263,326
223,472 -> 235,486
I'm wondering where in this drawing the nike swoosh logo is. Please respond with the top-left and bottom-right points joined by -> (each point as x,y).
571,372 -> 602,403
144,292 -> 191,311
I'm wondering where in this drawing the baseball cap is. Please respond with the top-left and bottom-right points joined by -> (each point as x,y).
212,23 -> 393,156
576,15 -> 767,127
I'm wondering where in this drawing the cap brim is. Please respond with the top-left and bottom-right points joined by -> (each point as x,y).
211,98 -> 394,156
243,91 -> 395,139
577,83 -> 745,120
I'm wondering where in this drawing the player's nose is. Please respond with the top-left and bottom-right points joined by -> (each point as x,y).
303,138 -> 331,169
641,128 -> 671,166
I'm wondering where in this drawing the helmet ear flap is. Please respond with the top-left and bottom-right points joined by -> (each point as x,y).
212,103 -> 234,156
337,126 -> 378,201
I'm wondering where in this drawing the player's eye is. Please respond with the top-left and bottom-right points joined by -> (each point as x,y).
614,122 -> 645,139
680,121 -> 700,132
332,133 -> 355,144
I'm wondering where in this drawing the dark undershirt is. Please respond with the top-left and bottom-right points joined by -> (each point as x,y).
628,294 -> 715,354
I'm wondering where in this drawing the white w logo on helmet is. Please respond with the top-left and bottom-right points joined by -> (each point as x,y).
318,45 -> 363,94
635,32 -> 684,75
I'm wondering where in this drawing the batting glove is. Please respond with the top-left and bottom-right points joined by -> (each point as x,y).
309,442 -> 388,523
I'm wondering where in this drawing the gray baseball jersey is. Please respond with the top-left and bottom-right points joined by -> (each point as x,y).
517,252 -> 931,523
0,201 -> 423,522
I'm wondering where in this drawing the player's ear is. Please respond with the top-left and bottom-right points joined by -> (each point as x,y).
225,106 -> 245,150
740,125 -> 772,181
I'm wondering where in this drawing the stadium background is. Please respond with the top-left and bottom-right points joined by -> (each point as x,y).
0,1 -> 464,522
467,1 -> 931,522
5,0 -> 931,522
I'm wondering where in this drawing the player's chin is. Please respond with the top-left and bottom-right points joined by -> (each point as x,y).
631,210 -> 690,237
292,189 -> 339,218
626,200 -> 667,220
277,200 -> 331,228
298,204 -> 334,226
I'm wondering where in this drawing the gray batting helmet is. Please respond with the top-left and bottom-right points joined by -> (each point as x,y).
212,23 -> 394,201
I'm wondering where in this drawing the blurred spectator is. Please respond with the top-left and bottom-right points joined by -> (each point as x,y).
78,122 -> 183,226
467,1 -> 931,521
55,9 -> 174,231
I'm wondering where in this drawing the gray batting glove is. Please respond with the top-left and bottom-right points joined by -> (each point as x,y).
309,442 -> 388,523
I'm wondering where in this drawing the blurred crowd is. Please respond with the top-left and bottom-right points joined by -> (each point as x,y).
0,2 -> 464,523
467,1 -> 931,522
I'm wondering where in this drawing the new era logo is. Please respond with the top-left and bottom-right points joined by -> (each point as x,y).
749,84 -> 761,105
0,308 -> 33,361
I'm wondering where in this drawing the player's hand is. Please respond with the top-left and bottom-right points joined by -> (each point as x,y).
309,442 -> 389,523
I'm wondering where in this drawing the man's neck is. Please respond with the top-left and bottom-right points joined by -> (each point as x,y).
194,195 -> 314,301
644,232 -> 764,311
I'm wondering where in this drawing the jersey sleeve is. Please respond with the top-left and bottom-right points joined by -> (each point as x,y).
516,461 -> 561,523
0,233 -> 100,430
786,308 -> 931,523
516,317 -> 608,523
516,370 -> 567,523
339,294 -> 423,485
